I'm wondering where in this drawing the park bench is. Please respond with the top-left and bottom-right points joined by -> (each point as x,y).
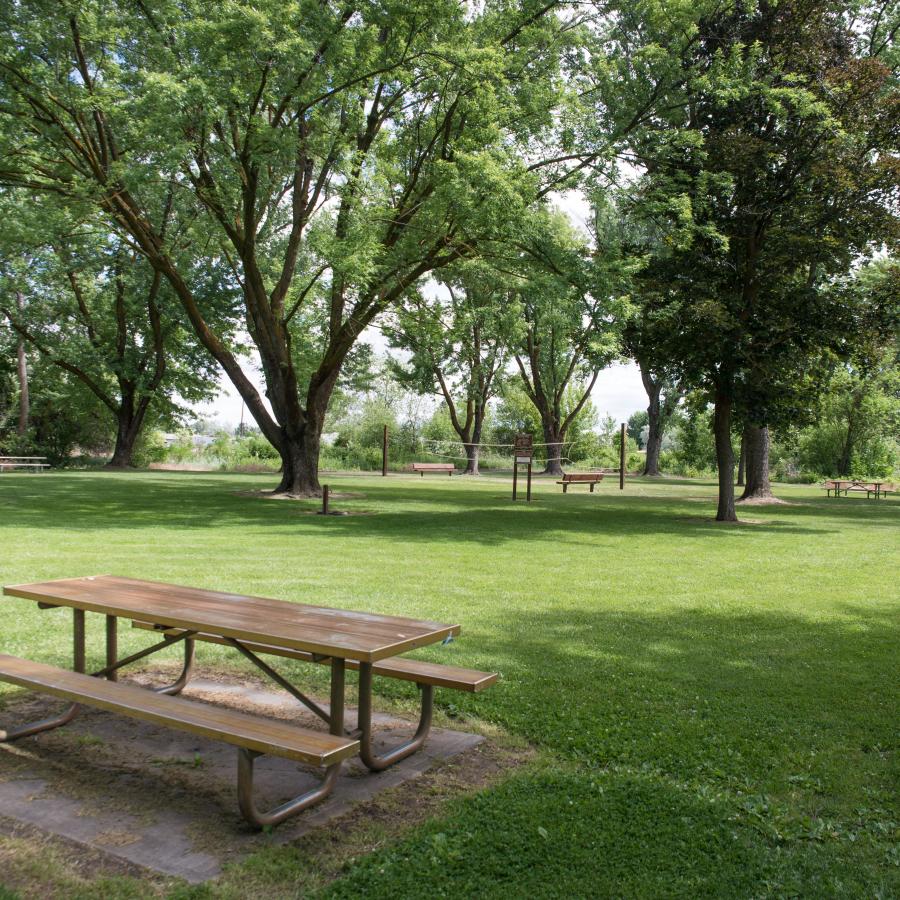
132,620 -> 498,693
0,456 -> 49,472
411,462 -> 455,476
0,654 -> 359,824
557,472 -> 604,493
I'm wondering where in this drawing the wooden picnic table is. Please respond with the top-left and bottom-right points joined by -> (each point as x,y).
824,479 -> 891,499
0,575 -> 488,827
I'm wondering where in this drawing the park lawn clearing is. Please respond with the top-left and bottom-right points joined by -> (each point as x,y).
0,470 -> 897,898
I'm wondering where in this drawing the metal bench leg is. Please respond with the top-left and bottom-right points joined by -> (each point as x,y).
1,609 -> 84,741
237,749 -> 341,828
154,639 -> 196,696
356,662 -> 433,772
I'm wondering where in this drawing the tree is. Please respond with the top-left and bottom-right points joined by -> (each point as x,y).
0,0 -> 598,494
512,208 -> 628,474
387,265 -> 520,474
799,260 -> 900,477
626,410 -> 648,447
625,0 -> 900,519
0,204 -> 220,467
14,287 -> 28,434
638,363 -> 680,477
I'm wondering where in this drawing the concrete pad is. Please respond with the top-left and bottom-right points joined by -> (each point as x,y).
0,675 -> 483,883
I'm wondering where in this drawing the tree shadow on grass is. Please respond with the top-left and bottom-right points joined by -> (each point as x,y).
0,472 -> 853,544
327,602 -> 899,897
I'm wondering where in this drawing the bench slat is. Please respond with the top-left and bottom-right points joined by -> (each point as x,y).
0,654 -> 358,766
131,622 -> 497,692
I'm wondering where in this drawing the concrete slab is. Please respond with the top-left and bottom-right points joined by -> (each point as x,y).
0,675 -> 483,883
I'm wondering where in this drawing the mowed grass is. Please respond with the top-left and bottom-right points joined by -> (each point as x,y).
0,470 -> 897,898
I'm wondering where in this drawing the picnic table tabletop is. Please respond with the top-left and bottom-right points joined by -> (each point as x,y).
3,575 -> 460,663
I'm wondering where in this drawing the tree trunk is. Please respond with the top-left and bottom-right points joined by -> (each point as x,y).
541,422 -> 565,476
273,374 -> 338,496
643,382 -> 663,477
106,392 -> 150,469
276,427 -> 322,496
739,425 -> 773,501
713,394 -> 737,522
458,407 -> 484,476
463,442 -> 480,475
15,292 -> 29,435
736,432 -> 746,486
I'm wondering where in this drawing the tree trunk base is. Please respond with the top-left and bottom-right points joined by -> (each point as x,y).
737,494 -> 786,506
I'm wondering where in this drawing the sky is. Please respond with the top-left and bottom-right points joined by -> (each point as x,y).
193,189 -> 649,430
195,341 -> 647,431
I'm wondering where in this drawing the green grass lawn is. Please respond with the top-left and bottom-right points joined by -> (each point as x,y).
0,470 -> 897,898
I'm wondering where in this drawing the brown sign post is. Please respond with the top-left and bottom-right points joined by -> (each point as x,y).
512,434 -> 534,502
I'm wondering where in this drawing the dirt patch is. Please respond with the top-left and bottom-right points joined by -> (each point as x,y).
234,489 -> 367,501
0,664 -> 523,888
0,814 -> 170,896
736,495 -> 796,506
677,515 -> 767,526
294,509 -> 378,517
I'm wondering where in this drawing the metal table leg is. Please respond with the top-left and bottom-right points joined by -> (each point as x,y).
0,608 -> 84,741
356,661 -> 433,772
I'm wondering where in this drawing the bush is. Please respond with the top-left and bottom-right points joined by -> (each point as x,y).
132,429 -> 168,467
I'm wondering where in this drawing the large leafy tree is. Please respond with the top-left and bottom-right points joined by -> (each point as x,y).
810,259 -> 900,477
387,264 -> 520,474
0,0 -> 591,494
0,201 -> 221,466
512,208 -> 629,474
625,0 -> 900,519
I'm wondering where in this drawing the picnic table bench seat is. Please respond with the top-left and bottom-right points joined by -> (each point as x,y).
411,462 -> 455,476
0,653 -> 359,825
0,456 -> 50,472
844,482 -> 878,497
557,472 -> 604,493
132,621 -> 498,692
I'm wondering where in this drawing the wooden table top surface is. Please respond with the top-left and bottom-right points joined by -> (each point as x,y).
3,575 -> 460,663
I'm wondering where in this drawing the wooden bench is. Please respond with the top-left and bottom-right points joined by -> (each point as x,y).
132,621 -> 498,693
0,653 -> 359,826
822,480 -> 844,497
557,472 -> 604,493
0,456 -> 50,472
411,462 -> 455,476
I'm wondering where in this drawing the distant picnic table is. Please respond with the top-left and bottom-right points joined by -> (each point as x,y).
0,576 -> 497,828
0,456 -> 49,472
823,479 -> 894,499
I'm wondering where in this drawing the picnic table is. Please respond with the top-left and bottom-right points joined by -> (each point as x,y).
0,456 -> 49,472
823,479 -> 893,499
0,576 -> 496,827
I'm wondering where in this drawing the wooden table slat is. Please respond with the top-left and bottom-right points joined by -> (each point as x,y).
3,576 -> 459,662
0,654 -> 357,765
